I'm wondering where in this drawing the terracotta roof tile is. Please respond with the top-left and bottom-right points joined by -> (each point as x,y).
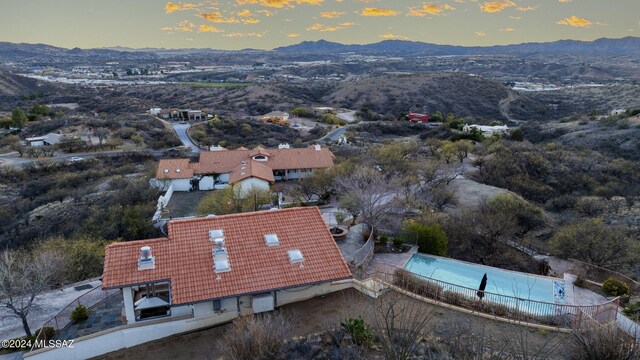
156,159 -> 194,179
102,207 -> 352,305
196,145 -> 334,175
228,160 -> 275,184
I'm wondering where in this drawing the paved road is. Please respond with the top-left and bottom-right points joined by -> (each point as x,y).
172,123 -> 201,153
320,125 -> 349,143
336,110 -> 357,123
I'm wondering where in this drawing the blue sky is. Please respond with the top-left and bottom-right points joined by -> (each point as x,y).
1,0 -> 638,49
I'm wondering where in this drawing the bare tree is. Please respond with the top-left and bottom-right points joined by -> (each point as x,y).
364,291 -> 434,360
337,166 -> 398,229
93,128 -> 109,149
0,249 -> 65,337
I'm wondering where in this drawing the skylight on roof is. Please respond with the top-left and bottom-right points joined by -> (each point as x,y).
264,234 -> 279,246
209,229 -> 224,240
288,249 -> 304,263
214,259 -> 231,273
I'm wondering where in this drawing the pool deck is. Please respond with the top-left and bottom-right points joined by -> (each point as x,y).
365,245 -> 418,275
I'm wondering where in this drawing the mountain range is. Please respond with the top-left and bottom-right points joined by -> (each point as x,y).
0,36 -> 639,60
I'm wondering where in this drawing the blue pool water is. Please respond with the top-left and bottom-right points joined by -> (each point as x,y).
404,254 -> 564,304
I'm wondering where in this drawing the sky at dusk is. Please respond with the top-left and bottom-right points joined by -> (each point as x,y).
1,0 -> 638,50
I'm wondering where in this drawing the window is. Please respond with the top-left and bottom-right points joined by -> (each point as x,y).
213,299 -> 221,312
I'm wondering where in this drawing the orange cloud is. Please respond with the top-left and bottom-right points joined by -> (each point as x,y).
224,32 -> 266,37
479,1 -> 515,13
165,2 -> 200,13
475,31 -> 486,36
360,7 -> 399,16
198,24 -> 224,33
321,10 -> 345,18
200,12 -> 240,23
306,22 -> 354,31
379,33 -> 409,40
235,0 -> 324,8
287,33 -> 301,37
242,18 -> 261,24
557,15 -> 593,28
499,27 -> 515,32
236,9 -> 253,16
517,6 -> 536,11
161,20 -> 196,32
408,3 -> 455,16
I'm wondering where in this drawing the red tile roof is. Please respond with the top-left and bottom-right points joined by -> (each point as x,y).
102,207 -> 351,305
196,145 -> 334,175
228,160 -> 275,184
155,159 -> 194,179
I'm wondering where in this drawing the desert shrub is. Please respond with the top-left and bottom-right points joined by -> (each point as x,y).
545,195 -> 578,211
394,268 -> 443,299
401,221 -> 448,256
623,301 -> 640,320
602,277 -> 630,297
573,275 -> 587,288
569,325 -> 640,360
341,317 -> 373,347
392,237 -> 404,249
70,304 -> 89,322
35,326 -> 56,340
219,312 -> 292,360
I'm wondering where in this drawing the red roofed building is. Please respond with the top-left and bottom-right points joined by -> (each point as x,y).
102,207 -> 352,325
152,144 -> 335,192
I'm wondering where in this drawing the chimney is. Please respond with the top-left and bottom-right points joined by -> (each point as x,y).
138,246 -> 156,270
278,143 -> 290,149
314,144 -> 321,151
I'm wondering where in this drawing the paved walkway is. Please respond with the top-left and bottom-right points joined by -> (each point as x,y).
335,224 -> 366,263
365,246 -> 418,275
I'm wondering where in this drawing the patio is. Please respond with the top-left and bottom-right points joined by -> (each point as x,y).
335,223 -> 367,263
56,292 -> 125,340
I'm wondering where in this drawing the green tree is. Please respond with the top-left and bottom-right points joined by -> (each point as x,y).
486,193 -> 545,235
131,134 -> 144,147
453,140 -> 473,163
197,185 -> 270,215
0,117 -> 12,128
11,108 -> 27,128
549,219 -> 636,267
401,221 -> 448,256
37,236 -> 109,282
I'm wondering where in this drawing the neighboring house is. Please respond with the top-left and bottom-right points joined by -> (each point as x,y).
102,207 -> 352,325
611,109 -> 626,116
155,159 -> 195,191
153,144 -> 335,192
25,133 -> 63,147
463,124 -> 509,137
154,108 -> 206,121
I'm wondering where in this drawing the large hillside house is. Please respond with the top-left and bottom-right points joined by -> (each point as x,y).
102,207 -> 352,325
152,144 -> 335,193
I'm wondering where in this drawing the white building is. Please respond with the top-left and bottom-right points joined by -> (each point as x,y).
463,124 -> 509,137
153,144 -> 335,192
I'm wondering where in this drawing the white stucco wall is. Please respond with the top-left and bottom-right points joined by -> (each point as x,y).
170,179 -> 191,192
276,281 -> 352,307
199,176 -> 215,191
218,173 -> 230,183
235,177 -> 270,196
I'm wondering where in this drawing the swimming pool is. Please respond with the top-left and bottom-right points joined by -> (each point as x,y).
404,254 -> 565,305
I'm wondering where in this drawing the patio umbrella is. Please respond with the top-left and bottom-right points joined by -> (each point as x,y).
476,273 -> 488,299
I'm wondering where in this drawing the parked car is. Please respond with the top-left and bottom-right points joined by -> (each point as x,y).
68,156 -> 83,162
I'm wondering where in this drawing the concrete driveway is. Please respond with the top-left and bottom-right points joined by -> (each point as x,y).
172,123 -> 201,153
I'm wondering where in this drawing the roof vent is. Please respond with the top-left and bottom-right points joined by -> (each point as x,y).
288,249 -> 304,264
138,246 -> 156,270
314,144 -> 321,151
278,143 -> 290,149
176,168 -> 181,173
264,234 -> 280,247
164,169 -> 169,173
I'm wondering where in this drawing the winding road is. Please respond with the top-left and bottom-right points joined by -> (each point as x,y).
172,123 -> 201,153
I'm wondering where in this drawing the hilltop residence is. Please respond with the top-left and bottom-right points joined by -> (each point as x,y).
463,124 -> 509,137
103,207 -> 351,324
152,144 -> 334,192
